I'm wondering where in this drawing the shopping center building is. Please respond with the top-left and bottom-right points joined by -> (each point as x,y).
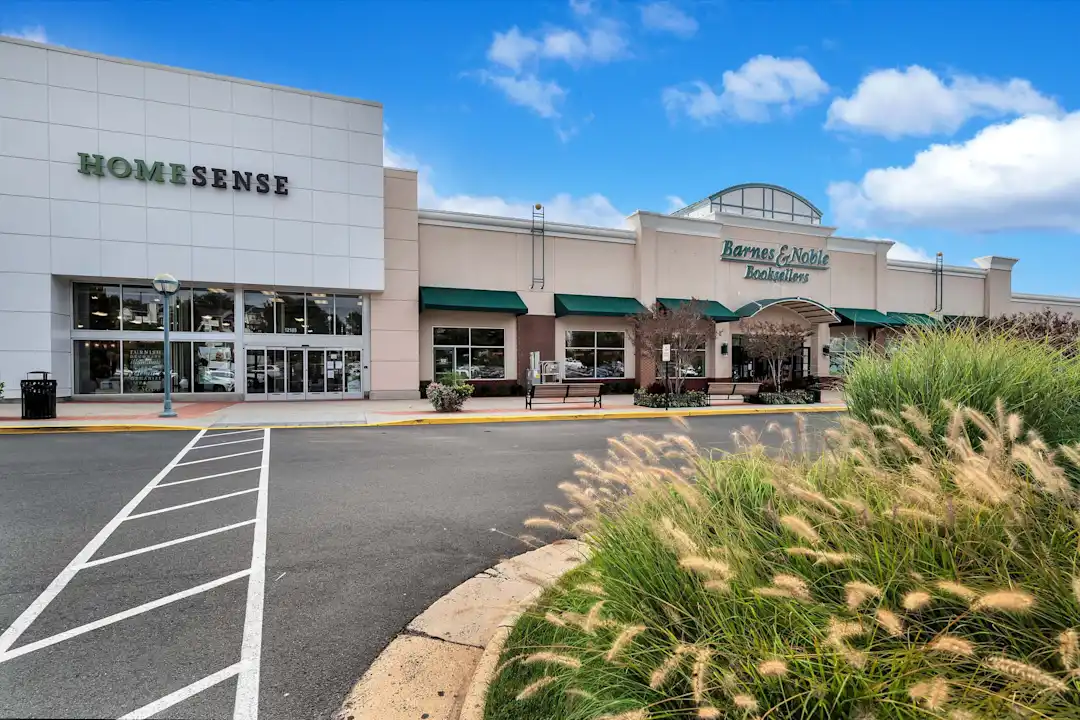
2,36 -> 1079,401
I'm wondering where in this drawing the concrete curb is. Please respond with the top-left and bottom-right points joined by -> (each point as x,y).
334,539 -> 587,720
0,404 -> 845,434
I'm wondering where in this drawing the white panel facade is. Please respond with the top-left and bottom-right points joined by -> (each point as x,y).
0,37 -> 384,398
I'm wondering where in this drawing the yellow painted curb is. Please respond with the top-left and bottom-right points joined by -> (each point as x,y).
0,423 -> 209,435
366,404 -> 846,427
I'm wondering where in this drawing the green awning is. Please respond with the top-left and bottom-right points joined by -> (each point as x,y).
419,286 -> 528,315
833,307 -> 904,327
554,293 -> 646,317
886,312 -> 939,327
736,297 -> 839,324
657,298 -> 740,322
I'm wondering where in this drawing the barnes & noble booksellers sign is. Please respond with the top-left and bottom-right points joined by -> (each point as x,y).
721,240 -> 829,284
78,153 -> 289,195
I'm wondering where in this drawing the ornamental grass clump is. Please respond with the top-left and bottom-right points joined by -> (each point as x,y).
843,324 -> 1080,454
486,406 -> 1080,719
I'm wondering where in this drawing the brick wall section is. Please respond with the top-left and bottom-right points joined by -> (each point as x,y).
516,315 -> 556,384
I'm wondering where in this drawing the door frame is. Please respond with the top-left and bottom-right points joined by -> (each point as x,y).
245,345 -> 362,401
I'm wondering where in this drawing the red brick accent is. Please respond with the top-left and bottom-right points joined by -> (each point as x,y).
516,314 -> 556,383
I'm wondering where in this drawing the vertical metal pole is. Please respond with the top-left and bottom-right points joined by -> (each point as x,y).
160,294 -> 177,418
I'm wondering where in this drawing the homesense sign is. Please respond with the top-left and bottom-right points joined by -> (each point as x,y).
78,153 -> 288,195
721,239 -> 829,284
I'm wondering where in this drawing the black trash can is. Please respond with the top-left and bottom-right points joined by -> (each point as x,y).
21,371 -> 57,420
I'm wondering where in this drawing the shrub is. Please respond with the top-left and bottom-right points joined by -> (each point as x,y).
486,406 -> 1080,719
425,380 -> 473,412
844,325 -> 1080,452
632,389 -> 708,408
745,389 -> 816,405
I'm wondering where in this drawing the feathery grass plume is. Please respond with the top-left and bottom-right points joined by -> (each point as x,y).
654,516 -> 698,556
874,608 -> 904,637
524,651 -> 582,669
680,556 -> 733,580
896,505 -> 941,524
523,517 -> 567,532
1072,577 -> 1080,607
902,590 -> 932,610
926,634 -> 975,657
605,624 -> 646,662
971,590 -> 1035,612
1011,442 -> 1070,496
1058,629 -> 1079,671
908,677 -> 950,710
543,611 -> 568,628
948,711 -> 980,720
566,687 -> 593,700
779,515 -> 820,545
494,654 -> 523,677
704,579 -> 731,593
785,485 -> 840,515
576,582 -> 606,596
936,581 -> 979,601
757,659 -> 788,677
900,404 -> 933,438
828,616 -> 867,640
516,675 -> 557,700
733,694 -> 758,711
773,574 -> 813,602
698,707 -> 720,719
692,648 -> 711,702
649,645 -> 692,689
596,711 -> 647,720
984,656 -> 1068,692
785,547 -> 861,566
899,484 -> 938,507
583,600 -> 606,633
845,581 -> 882,610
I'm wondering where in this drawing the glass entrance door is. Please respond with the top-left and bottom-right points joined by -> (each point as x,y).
246,347 -> 357,400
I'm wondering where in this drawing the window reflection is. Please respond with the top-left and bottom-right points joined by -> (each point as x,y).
564,330 -> 625,378
432,327 -> 505,379
334,295 -> 363,335
196,342 -> 235,392
244,291 -> 277,333
74,285 -> 121,330
306,294 -> 333,334
192,288 -> 234,332
279,293 -> 306,334
121,287 -> 165,330
74,340 -> 121,393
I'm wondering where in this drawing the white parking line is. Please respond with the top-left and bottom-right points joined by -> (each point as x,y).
202,428 -> 263,438
0,429 -> 208,656
157,466 -> 261,488
119,662 -> 244,720
233,427 -> 271,720
0,569 -> 251,664
176,449 -> 262,467
125,488 -> 259,521
192,436 -> 263,450
80,520 -> 256,569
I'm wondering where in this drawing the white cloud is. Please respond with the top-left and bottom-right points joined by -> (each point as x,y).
827,65 -> 1060,138
876,238 -> 935,263
640,2 -> 698,38
1,25 -> 47,43
481,72 -> 566,118
828,112 -> 1080,233
569,0 -> 594,15
487,27 -> 541,73
487,20 -> 627,72
665,195 -> 687,213
383,139 -> 628,228
663,55 -> 828,123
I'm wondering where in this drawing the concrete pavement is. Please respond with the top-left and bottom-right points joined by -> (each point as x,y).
0,413 -> 839,719
0,391 -> 845,431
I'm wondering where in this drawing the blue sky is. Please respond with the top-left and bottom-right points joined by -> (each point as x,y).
3,0 -> 1079,295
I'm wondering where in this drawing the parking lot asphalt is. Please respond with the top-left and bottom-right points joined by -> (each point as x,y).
0,413 -> 838,720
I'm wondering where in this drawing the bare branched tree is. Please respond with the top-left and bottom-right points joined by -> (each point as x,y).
983,309 -> 1080,355
629,300 -> 717,395
739,319 -> 812,390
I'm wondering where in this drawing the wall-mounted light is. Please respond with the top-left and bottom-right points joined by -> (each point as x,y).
720,343 -> 728,355
822,346 -> 831,356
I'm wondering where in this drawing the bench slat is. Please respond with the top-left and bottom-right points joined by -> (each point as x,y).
566,384 -> 602,396
532,385 -> 567,397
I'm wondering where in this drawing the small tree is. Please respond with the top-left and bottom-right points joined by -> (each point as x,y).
739,319 -> 812,390
984,309 -> 1080,355
629,300 -> 716,395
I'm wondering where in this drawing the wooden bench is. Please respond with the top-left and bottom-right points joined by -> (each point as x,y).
706,382 -> 762,404
526,383 -> 603,409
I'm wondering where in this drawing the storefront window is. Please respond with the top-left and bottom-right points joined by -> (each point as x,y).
655,342 -> 707,379
74,340 -> 121,394
244,291 -> 277,333
565,330 -> 625,379
121,286 -> 165,331
333,295 -> 363,335
345,350 -> 363,392
192,288 -> 234,332
73,284 -> 121,330
433,327 -> 505,379
279,293 -> 306,334
195,342 -> 235,392
830,336 -> 869,375
306,294 -> 334,334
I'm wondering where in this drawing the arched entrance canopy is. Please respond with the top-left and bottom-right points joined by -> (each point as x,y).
735,297 -> 839,324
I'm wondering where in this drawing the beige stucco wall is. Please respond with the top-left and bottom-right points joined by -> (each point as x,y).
418,309 -> 517,383
1010,297 -> 1080,317
368,167 -> 420,398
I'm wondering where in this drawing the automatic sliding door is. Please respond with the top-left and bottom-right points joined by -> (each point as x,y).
245,348 -> 267,400
344,350 -> 363,396
325,349 -> 344,396
267,348 -> 286,398
287,349 -> 305,399
306,349 -> 326,396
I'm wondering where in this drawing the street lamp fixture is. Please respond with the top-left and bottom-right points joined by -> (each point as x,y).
151,273 -> 181,418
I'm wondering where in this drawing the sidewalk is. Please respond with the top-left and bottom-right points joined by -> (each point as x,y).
0,391 -> 846,431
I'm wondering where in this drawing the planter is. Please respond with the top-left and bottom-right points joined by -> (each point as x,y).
744,389 -> 816,405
